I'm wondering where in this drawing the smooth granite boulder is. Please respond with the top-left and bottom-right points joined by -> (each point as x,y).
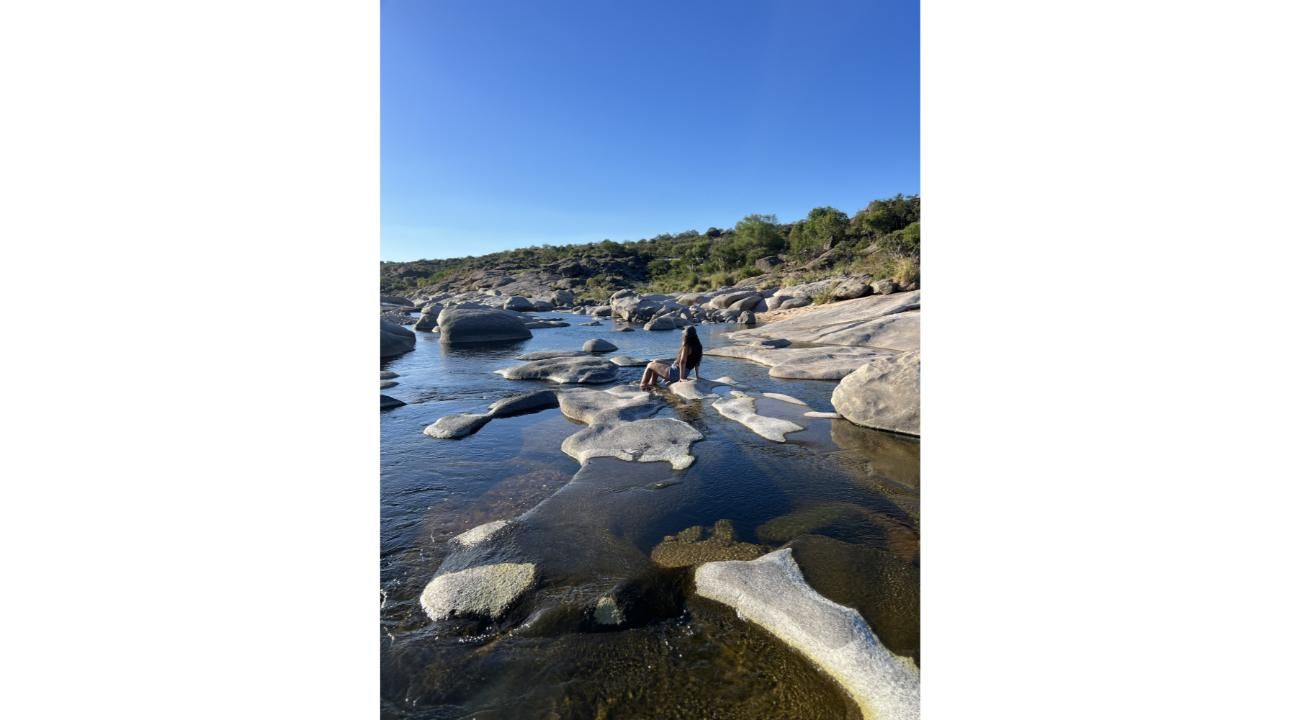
381,319 -> 417,358
705,345 -> 892,380
423,413 -> 493,439
497,356 -> 618,384
583,338 -> 618,353
709,290 -> 761,310
503,295 -> 534,312
420,562 -> 537,621
728,291 -> 919,350
694,549 -> 919,720
515,350 -> 589,361
487,390 -> 559,418
644,316 -> 675,331
608,355 -> 650,367
437,307 -> 533,345
380,394 -> 405,410
832,352 -> 920,436
870,278 -> 900,295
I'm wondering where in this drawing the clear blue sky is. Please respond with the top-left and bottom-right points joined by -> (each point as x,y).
381,0 -> 918,261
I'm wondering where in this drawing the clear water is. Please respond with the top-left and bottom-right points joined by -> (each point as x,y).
381,313 -> 919,719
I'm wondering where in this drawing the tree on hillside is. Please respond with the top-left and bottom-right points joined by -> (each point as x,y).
732,214 -> 785,258
790,206 -> 849,253
851,194 -> 920,237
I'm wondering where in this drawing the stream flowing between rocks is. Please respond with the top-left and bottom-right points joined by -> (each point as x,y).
381,313 -> 919,720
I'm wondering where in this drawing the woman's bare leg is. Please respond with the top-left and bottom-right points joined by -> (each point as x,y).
643,361 -> 671,390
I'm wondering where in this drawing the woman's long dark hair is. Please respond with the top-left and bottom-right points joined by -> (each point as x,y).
680,326 -> 703,371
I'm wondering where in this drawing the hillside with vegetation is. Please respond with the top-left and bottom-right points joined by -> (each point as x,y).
381,195 -> 919,303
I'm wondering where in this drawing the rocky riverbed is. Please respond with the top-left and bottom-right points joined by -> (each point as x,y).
380,286 -> 920,719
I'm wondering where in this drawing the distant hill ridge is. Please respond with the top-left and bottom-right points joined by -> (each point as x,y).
381,194 -> 919,302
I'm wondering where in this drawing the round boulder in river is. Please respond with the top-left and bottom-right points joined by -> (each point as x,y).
583,338 -> 618,353
381,319 -> 416,358
419,562 -> 537,621
437,307 -> 533,345
831,352 -> 920,436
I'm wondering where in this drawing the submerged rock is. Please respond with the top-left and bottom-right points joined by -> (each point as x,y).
762,392 -> 808,406
420,562 -> 537,621
712,393 -> 804,442
832,352 -> 920,436
804,410 -> 841,419
593,595 -> 625,626
694,549 -> 919,720
488,390 -> 559,418
608,355 -> 650,367
788,535 -> 920,662
423,413 -> 493,439
651,519 -> 764,567
515,350 -> 588,361
452,519 -> 511,548
497,356 -> 618,384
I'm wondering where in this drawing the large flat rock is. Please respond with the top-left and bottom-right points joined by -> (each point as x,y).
561,417 -> 702,470
730,291 -> 920,350
557,387 -> 660,424
706,344 -> 893,380
556,386 -> 701,468
695,549 -> 920,720
497,356 -> 618,384
712,393 -> 804,442
832,352 -> 920,436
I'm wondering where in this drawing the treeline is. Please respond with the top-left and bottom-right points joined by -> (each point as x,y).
380,194 -> 919,296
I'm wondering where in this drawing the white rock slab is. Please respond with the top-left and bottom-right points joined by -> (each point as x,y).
712,394 -> 804,442
695,549 -> 919,720
452,520 -> 510,548
420,562 -> 536,620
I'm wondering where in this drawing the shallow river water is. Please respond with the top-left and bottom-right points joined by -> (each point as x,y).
381,313 -> 919,719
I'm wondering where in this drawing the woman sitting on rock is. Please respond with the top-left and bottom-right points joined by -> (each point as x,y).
641,326 -> 703,390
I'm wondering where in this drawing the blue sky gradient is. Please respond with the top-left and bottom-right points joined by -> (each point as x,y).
381,0 -> 918,261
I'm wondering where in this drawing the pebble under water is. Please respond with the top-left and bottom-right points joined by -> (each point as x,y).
381,313 -> 919,719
